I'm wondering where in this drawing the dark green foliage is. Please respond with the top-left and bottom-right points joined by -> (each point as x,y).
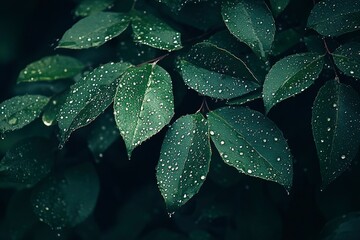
1,0 -> 360,239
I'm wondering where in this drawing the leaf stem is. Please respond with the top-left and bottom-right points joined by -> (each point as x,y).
322,38 -> 339,81
137,53 -> 169,67
196,97 -> 210,114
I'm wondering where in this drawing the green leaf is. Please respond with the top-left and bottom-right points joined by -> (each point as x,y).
58,62 -> 131,147
312,80 -> 360,187
17,55 -> 85,83
58,12 -> 130,49
269,0 -> 290,16
207,106 -> 293,190
87,112 -> 119,159
263,53 -> 324,113
0,138 -> 54,188
307,0 -> 360,37
0,95 -> 49,134
156,113 -> 211,212
319,212 -> 360,240
130,10 -> 182,51
155,0 -> 210,11
222,0 -> 276,59
179,42 -> 260,99
332,42 -> 360,80
114,64 -> 174,158
226,89 -> 262,106
74,0 -> 114,17
31,163 -> 100,229
42,91 -> 69,127
272,29 -> 301,56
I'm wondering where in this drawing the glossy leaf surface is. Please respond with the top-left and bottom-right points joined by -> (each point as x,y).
263,53 -> 324,113
156,113 -> 211,212
307,0 -> 360,37
312,80 -> 360,187
17,55 -> 84,83
58,62 -> 131,146
31,163 -> 99,229
114,64 -> 174,158
58,12 -> 130,49
0,95 -> 49,134
226,90 -> 262,106
179,42 -> 259,99
207,106 -> 293,190
222,0 -> 275,59
74,0 -> 114,17
332,42 -> 360,80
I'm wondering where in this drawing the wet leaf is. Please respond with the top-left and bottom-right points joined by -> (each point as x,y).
263,53 -> 324,113
222,0 -> 276,59
114,64 -> 174,158
58,62 -> 131,146
88,112 -> 119,159
319,212 -> 360,240
0,95 -> 49,134
312,80 -> 360,187
226,89 -> 262,106
269,0 -> 290,16
74,0 -> 114,17
332,42 -> 360,80
130,10 -> 182,51
307,0 -> 360,37
31,163 -> 100,229
0,138 -> 54,188
156,113 -> 211,212
207,106 -> 293,190
17,55 -> 84,83
42,91 -> 69,127
155,0 -> 209,12
179,42 -> 260,99
58,12 -> 130,49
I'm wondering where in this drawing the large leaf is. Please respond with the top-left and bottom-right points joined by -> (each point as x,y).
307,0 -> 360,37
207,106 -> 293,190
58,62 -> 131,146
0,95 -> 49,134
0,138 -> 54,188
222,0 -> 276,59
269,0 -> 290,16
58,12 -> 130,49
74,0 -> 114,17
114,64 -> 174,158
17,55 -> 84,83
312,80 -> 360,187
130,10 -> 182,51
179,42 -> 260,99
156,113 -> 211,212
31,163 -> 99,229
319,212 -> 360,240
263,53 -> 324,113
332,42 -> 360,80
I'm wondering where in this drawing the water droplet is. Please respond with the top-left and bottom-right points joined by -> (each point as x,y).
341,155 -> 346,159
8,117 -> 17,125
247,169 -> 252,174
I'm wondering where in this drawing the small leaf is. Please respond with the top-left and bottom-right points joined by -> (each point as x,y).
226,89 -> 262,106
58,62 -> 131,146
87,112 -> 119,159
312,80 -> 360,187
207,106 -> 293,190
0,95 -> 49,134
319,212 -> 360,240
114,64 -> 174,158
42,91 -> 69,127
130,10 -> 182,51
58,12 -> 130,49
156,113 -> 211,212
17,55 -> 85,83
0,138 -> 54,188
31,163 -> 100,229
179,42 -> 260,99
332,42 -> 360,80
269,0 -> 290,16
307,0 -> 360,37
263,53 -> 324,113
74,0 -> 114,17
222,0 -> 276,59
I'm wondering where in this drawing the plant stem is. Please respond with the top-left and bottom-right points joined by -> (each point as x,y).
322,38 -> 339,81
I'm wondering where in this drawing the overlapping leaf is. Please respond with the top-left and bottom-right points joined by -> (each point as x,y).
58,62 -> 131,146
156,113 -> 211,212
332,42 -> 360,80
17,55 -> 84,83
58,12 -> 130,49
226,89 -> 262,106
74,0 -> 114,17
263,53 -> 324,113
42,91 -> 69,127
179,42 -> 260,99
207,106 -> 293,190
114,64 -> 174,158
31,163 -> 99,229
222,0 -> 275,59
312,80 -> 360,187
0,95 -> 49,134
307,0 -> 360,37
